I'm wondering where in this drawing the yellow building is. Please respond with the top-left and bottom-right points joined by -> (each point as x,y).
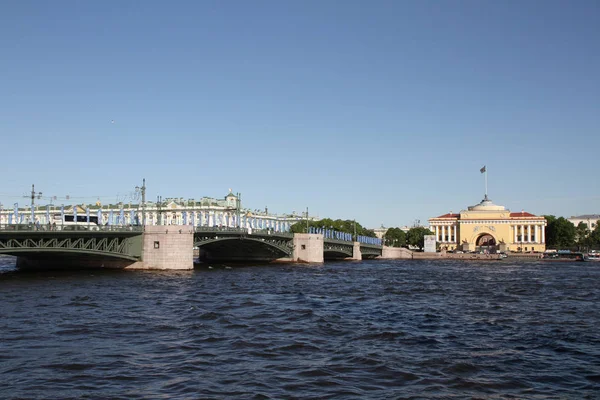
429,196 -> 547,253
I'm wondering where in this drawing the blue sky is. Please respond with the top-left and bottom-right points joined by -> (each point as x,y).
1,0 -> 598,228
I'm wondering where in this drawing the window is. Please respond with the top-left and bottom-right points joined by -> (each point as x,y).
154,241 -> 160,249
301,245 -> 306,250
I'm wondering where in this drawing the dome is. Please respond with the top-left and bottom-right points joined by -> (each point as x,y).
467,195 -> 506,211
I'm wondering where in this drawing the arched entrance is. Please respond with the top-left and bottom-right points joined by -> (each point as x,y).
476,234 -> 497,253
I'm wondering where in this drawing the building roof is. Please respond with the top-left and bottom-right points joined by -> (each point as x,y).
509,211 -> 538,218
569,214 -> 600,220
433,213 -> 460,219
467,197 -> 506,211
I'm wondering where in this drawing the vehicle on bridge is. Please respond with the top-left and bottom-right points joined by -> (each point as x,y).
53,214 -> 100,230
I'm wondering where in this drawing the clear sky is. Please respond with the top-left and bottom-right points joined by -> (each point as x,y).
1,0 -> 598,228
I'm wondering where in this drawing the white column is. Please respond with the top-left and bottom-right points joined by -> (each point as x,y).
441,226 -> 446,242
513,225 -> 517,243
527,225 -> 532,242
453,225 -> 457,243
435,225 -> 439,242
519,225 -> 524,243
541,224 -> 545,243
534,225 -> 539,243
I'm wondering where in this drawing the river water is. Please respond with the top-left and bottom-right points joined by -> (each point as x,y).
1,255 -> 599,399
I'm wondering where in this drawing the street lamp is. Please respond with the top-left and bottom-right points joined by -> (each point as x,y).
30,184 -> 42,224
306,207 -> 309,233
157,195 -> 162,226
135,178 -> 146,227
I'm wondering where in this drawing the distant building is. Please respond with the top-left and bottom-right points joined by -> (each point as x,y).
429,196 -> 547,253
372,225 -> 421,239
373,226 -> 387,239
0,189 -> 306,232
568,214 -> 600,231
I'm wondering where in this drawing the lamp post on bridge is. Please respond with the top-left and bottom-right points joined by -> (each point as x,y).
30,184 -> 42,224
237,192 -> 242,229
157,195 -> 162,226
306,207 -> 309,233
135,179 -> 146,227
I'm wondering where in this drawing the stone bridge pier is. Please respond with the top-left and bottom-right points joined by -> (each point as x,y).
127,226 -> 194,270
291,234 -> 364,262
292,233 -> 324,263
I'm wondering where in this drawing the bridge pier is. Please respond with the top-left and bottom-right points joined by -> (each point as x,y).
379,246 -> 413,259
350,242 -> 362,261
292,233 -> 324,263
127,226 -> 194,270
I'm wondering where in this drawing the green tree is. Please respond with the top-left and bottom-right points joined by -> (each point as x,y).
406,227 -> 434,250
575,221 -> 591,251
289,218 -> 376,238
383,227 -> 406,247
544,215 -> 576,249
588,221 -> 600,250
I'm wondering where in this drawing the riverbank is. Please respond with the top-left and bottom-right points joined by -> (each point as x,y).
411,252 -> 501,260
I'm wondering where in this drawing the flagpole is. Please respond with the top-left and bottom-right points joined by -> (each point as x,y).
485,169 -> 488,199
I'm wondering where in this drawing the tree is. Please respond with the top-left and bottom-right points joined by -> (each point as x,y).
406,227 -> 434,250
589,221 -> 600,250
544,215 -> 576,249
575,221 -> 591,251
383,228 -> 406,247
289,218 -> 376,238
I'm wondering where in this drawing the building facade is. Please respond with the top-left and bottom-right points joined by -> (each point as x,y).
568,214 -> 600,231
0,190 -> 308,232
429,196 -> 547,253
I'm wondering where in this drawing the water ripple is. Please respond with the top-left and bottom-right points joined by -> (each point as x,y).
1,258 -> 600,398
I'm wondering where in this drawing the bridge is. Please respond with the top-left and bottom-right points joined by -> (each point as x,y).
0,224 -> 387,269
0,224 -> 144,269
193,227 -> 382,261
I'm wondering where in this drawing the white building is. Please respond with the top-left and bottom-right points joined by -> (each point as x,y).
0,190 -> 308,233
568,214 -> 600,231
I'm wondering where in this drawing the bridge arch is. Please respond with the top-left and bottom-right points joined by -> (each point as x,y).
0,248 -> 139,261
0,230 -> 143,269
194,236 -> 293,261
323,248 -> 354,259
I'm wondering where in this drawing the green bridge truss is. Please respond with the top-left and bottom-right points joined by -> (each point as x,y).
323,239 -> 355,257
0,225 -> 143,261
360,243 -> 383,258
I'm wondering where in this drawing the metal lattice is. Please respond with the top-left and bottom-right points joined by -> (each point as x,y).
0,235 -> 141,260
323,240 -> 354,257
360,244 -> 382,257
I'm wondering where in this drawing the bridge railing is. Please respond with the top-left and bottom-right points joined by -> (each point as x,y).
356,235 -> 383,246
194,226 -> 294,238
0,223 -> 144,233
